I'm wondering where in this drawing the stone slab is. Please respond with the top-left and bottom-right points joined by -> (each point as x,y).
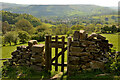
32,44 -> 44,53
28,40 -> 38,47
70,52 -> 90,56
70,46 -> 84,52
90,61 -> 104,70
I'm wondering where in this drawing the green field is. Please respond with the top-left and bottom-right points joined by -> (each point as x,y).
2,34 -> 120,58
42,23 -> 55,27
101,34 -> 120,51
1,33 -> 119,72
1,35 -> 67,79
1,34 -> 120,79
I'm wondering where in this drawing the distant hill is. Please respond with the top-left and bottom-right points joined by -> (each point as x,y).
109,7 -> 118,10
1,2 -> 27,10
1,2 -> 117,18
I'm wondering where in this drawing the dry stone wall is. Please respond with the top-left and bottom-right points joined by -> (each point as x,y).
3,40 -> 45,71
67,30 -> 113,76
2,31 -> 114,74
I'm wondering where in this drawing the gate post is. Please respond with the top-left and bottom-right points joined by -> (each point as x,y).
67,36 -> 72,72
45,35 -> 51,70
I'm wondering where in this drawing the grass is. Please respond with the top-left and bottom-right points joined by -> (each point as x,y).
2,41 -> 45,58
1,36 -> 67,79
101,34 -> 120,51
2,34 -> 119,58
42,23 -> 56,27
67,70 -> 114,79
1,34 -> 120,79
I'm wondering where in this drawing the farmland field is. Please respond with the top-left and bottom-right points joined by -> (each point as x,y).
2,34 -> 120,59
101,34 -> 120,51
1,34 -> 120,71
1,34 -> 120,78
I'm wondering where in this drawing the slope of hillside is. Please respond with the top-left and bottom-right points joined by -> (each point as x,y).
1,2 -> 27,10
1,2 -> 117,17
1,11 -> 42,27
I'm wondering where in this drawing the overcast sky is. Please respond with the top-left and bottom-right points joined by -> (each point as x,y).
0,0 -> 120,7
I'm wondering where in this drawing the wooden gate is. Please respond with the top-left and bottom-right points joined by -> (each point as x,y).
45,35 -> 67,72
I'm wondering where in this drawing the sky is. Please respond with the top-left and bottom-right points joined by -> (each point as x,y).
0,0 -> 120,7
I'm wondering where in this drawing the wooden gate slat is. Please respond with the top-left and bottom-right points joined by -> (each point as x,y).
61,36 -> 65,72
55,35 -> 58,71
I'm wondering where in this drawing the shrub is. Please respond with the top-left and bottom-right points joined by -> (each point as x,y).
18,31 -> 30,43
66,30 -> 73,37
4,31 -> 19,45
118,32 -> 120,35
2,64 -> 34,78
31,32 -> 45,42
15,19 -> 34,34
105,51 -> 120,75
12,31 -> 19,45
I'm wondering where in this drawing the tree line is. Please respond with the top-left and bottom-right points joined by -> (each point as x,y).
1,11 -> 120,46
101,25 -> 120,33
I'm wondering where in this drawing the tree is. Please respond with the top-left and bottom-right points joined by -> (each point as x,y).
2,21 -> 9,34
62,24 -> 69,34
32,32 -> 45,41
111,25 -> 117,33
95,24 -> 102,32
12,32 -> 19,45
101,25 -> 118,34
71,25 -> 84,30
101,26 -> 109,33
35,24 -> 52,35
56,24 -> 63,35
18,31 -> 30,43
15,19 -> 34,34
4,32 -> 19,45
50,26 -> 56,34
4,32 -> 13,46
2,36 -> 6,46
66,29 -> 73,37
2,11 -> 42,27
84,24 -> 95,33
36,25 -> 47,33
55,24 -> 69,35
16,14 -> 42,27
9,25 -> 16,31
118,28 -> 120,32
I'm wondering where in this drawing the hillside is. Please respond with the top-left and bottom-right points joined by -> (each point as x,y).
1,2 -> 27,10
1,11 -> 42,27
1,2 -> 117,18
